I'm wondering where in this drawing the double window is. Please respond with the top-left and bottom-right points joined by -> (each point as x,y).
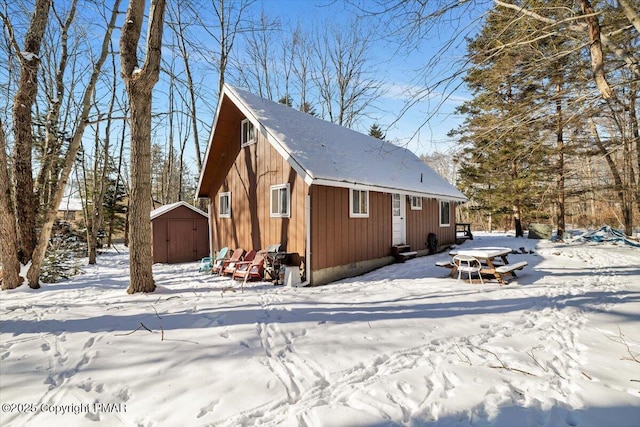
440,201 -> 450,226
241,119 -> 255,147
350,189 -> 369,218
270,184 -> 290,217
219,192 -> 231,218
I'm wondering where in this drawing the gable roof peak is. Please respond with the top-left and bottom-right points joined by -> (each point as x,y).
200,84 -> 466,202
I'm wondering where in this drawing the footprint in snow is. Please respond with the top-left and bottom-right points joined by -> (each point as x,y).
114,387 -> 131,402
83,337 -> 95,349
41,342 -> 51,352
397,381 -> 412,394
78,379 -> 93,392
197,399 -> 219,418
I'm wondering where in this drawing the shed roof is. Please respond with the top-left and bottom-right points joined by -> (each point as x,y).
197,84 -> 466,202
150,201 -> 208,220
58,196 -> 83,212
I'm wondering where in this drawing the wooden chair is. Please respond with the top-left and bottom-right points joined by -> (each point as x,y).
212,248 -> 243,275
222,250 -> 256,276
233,251 -> 266,288
453,254 -> 483,284
209,247 -> 229,274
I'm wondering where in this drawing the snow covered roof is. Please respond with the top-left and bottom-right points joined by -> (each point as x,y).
150,201 -> 207,220
198,84 -> 467,202
58,196 -> 83,212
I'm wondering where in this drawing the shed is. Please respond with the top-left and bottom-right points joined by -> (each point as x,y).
150,201 -> 210,263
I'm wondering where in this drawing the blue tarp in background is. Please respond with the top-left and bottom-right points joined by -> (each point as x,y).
576,226 -> 640,248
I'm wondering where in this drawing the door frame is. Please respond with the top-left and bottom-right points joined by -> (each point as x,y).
391,193 -> 406,245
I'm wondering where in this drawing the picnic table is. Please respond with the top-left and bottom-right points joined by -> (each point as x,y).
438,246 -> 527,285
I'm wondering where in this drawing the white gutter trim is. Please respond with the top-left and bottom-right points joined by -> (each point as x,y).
309,178 -> 468,203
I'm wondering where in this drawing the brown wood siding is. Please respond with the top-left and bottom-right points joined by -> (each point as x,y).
209,127 -> 308,258
405,197 -> 456,249
151,205 -> 209,263
310,186 -> 391,271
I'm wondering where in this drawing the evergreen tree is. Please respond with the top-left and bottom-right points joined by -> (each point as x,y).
300,101 -> 317,116
368,123 -> 386,140
452,5 -> 554,235
278,94 -> 293,106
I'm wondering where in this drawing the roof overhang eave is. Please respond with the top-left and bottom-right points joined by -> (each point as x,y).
309,178 -> 467,202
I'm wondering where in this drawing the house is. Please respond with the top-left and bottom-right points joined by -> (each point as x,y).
57,196 -> 83,222
150,201 -> 210,264
196,84 -> 467,286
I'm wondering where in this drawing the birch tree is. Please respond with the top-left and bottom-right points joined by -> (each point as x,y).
313,21 -> 383,128
120,0 -> 166,294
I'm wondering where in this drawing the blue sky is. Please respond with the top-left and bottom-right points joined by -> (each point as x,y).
243,0 -> 485,156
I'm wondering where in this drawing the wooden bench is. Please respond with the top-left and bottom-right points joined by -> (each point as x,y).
435,260 -> 453,268
494,261 -> 528,284
455,223 -> 473,243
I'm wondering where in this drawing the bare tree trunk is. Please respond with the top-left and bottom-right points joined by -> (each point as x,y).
0,123 -> 22,290
588,118 -> 632,231
580,0 -> 614,100
632,90 -> 640,220
26,1 -> 120,287
618,0 -> 640,34
88,52 -> 117,263
4,0 -> 51,270
120,0 -> 166,294
34,0 -> 77,213
555,77 -> 566,241
107,102 -> 128,247
511,160 -> 523,237
168,2 -> 203,172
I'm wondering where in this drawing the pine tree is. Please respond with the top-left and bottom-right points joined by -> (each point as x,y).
453,5 -> 554,235
278,94 -> 293,107
368,123 -> 386,140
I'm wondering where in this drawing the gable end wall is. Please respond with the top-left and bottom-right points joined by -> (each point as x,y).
209,122 -> 308,260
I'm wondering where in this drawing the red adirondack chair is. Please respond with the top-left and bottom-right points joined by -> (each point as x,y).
223,250 -> 256,276
232,251 -> 266,284
212,248 -> 244,275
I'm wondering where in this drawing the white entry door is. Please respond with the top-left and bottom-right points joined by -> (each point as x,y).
391,193 -> 406,245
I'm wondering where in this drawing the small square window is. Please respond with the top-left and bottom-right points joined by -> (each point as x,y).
440,201 -> 450,226
270,184 -> 290,217
410,196 -> 422,210
350,189 -> 369,218
241,119 -> 255,147
219,192 -> 231,218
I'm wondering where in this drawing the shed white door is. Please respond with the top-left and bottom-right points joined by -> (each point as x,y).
391,193 -> 406,245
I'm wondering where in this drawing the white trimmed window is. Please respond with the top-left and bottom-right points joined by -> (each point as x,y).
439,201 -> 450,226
270,184 -> 290,217
241,118 -> 255,147
410,196 -> 422,210
219,192 -> 231,218
350,189 -> 369,218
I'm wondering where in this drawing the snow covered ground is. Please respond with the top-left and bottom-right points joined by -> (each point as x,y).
1,232 -> 639,427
